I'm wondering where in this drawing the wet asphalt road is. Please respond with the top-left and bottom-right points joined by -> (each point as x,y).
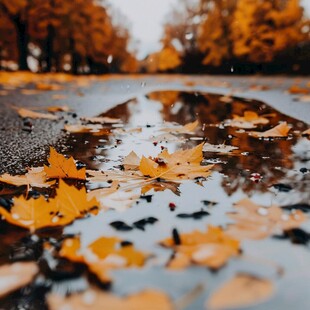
0,74 -> 309,175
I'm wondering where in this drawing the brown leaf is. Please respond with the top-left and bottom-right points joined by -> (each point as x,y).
249,122 -> 291,138
226,198 -> 306,240
206,274 -> 274,309
47,288 -> 173,310
0,262 -> 39,298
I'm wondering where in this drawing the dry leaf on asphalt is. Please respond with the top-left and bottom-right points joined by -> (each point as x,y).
226,111 -> 269,129
44,147 -> 86,180
161,226 -> 240,270
60,236 -> 147,282
47,105 -> 70,112
226,198 -> 306,240
206,274 -> 274,309
47,288 -> 173,310
203,143 -> 239,154
160,120 -> 199,134
249,122 -> 291,138
139,143 -> 213,181
0,180 -> 98,232
0,262 -> 39,298
17,108 -> 59,120
81,116 -> 122,124
0,167 -> 55,188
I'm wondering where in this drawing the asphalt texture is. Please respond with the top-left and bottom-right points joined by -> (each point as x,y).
0,74 -> 309,175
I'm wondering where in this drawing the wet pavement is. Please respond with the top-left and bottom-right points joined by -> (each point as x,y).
0,74 -> 309,309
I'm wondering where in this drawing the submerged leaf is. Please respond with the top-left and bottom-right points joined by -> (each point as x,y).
206,274 -> 274,309
48,288 -> 173,310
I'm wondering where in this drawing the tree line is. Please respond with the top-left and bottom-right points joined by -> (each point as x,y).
144,0 -> 309,74
0,0 -> 138,73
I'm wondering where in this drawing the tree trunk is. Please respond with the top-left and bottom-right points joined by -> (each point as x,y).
16,21 -> 29,71
45,24 -> 54,72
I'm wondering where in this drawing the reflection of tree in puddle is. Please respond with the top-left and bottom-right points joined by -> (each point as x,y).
66,90 -> 308,199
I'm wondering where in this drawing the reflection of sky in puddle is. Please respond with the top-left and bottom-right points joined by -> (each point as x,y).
63,91 -> 309,309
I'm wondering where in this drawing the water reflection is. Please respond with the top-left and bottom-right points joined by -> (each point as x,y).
67,90 -> 309,201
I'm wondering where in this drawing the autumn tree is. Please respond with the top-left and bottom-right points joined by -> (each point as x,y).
230,0 -> 306,63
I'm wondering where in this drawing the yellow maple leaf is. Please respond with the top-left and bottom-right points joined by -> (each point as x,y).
44,147 -> 86,179
161,226 -> 240,270
0,180 -> 98,232
249,122 -> 291,138
139,143 -> 213,181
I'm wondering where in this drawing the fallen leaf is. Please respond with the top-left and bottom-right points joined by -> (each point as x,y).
123,151 -> 140,171
81,116 -> 122,124
64,124 -> 109,135
150,133 -> 185,143
139,143 -> 213,181
47,288 -> 173,310
161,226 -> 240,269
0,180 -> 98,231
87,169 -> 144,183
288,85 -> 310,94
44,147 -> 86,180
160,120 -> 199,134
226,198 -> 306,240
47,105 -> 70,112
226,111 -> 269,129
36,82 -> 62,91
141,181 -> 181,196
0,167 -> 54,188
60,236 -> 147,282
249,122 -> 291,138
0,262 -> 39,298
206,274 -> 274,309
20,89 -> 42,95
17,108 -> 58,120
302,128 -> 310,135
203,143 -> 238,154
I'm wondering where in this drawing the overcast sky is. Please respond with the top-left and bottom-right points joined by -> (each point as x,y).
108,0 -> 310,60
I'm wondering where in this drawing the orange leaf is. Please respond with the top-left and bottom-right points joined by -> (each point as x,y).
206,274 -> 274,309
17,108 -> 58,120
227,111 -> 270,129
0,262 -> 39,298
249,122 -> 291,138
44,147 -> 86,179
0,180 -> 98,231
161,226 -> 240,269
47,288 -> 173,310
139,143 -> 213,181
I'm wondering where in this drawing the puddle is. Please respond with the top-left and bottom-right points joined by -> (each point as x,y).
1,91 -> 309,309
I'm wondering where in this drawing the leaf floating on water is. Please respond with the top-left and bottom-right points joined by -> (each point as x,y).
226,198 -> 306,240
17,108 -> 59,120
123,151 -> 141,171
225,111 -> 270,129
139,143 -> 213,181
288,85 -> 310,94
141,181 -> 181,196
249,122 -> 291,138
47,288 -> 173,310
60,236 -> 147,282
206,274 -> 274,310
81,116 -> 122,124
161,225 -> 240,270
0,180 -> 98,231
203,143 -> 239,154
160,120 -> 199,134
44,147 -> 86,180
64,123 -> 110,135
0,167 -> 55,188
0,262 -> 39,298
